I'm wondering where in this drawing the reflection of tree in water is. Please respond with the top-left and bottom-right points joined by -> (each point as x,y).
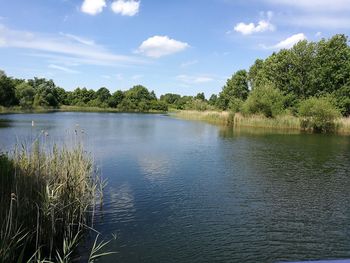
0,119 -> 12,128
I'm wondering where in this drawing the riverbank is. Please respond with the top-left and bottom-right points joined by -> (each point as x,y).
173,110 -> 350,134
0,105 -> 167,114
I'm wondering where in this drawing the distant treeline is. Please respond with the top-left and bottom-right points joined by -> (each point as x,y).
0,34 -> 349,119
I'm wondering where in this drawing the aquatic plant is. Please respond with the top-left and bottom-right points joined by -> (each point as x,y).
0,139 -> 109,262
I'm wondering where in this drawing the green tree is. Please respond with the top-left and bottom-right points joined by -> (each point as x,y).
33,80 -> 59,107
108,90 -> 125,108
195,92 -> 205,101
242,85 -> 285,117
314,34 -> 350,95
218,70 -> 249,110
208,94 -> 217,106
15,82 -> 35,109
0,75 -> 17,107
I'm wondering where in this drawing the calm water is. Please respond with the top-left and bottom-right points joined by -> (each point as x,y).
1,112 -> 350,263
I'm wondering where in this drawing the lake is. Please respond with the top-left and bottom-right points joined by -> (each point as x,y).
1,112 -> 350,263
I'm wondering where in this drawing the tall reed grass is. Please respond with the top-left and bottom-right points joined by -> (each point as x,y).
174,110 -> 350,134
0,140 -> 109,262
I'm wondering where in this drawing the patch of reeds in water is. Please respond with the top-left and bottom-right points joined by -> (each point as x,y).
0,140 -> 111,262
174,110 -> 350,134
172,110 -> 230,125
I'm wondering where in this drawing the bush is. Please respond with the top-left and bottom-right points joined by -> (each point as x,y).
242,85 -> 285,117
298,97 -> 341,132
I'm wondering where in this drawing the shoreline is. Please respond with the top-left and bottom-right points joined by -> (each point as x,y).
1,107 -> 350,134
172,110 -> 350,135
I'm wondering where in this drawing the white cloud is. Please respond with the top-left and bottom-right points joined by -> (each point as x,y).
176,74 -> 214,84
111,0 -> 140,16
136,35 -> 189,58
272,33 -> 307,49
48,64 -> 79,74
81,0 -> 106,15
0,24 -> 144,66
234,20 -> 275,35
264,0 -> 350,12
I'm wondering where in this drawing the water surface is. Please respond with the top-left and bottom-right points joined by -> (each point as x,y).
0,112 -> 349,263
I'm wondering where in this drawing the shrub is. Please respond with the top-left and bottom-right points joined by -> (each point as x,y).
298,97 -> 341,132
242,85 -> 285,117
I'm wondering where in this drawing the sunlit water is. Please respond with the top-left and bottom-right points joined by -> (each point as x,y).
1,112 -> 350,263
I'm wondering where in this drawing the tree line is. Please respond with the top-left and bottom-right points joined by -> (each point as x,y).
0,34 -> 349,124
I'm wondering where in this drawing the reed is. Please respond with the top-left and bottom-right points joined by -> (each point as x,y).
171,110 -> 231,125
174,110 -> 350,134
0,140 -> 106,262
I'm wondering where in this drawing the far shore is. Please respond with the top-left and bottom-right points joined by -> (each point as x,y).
1,106 -> 350,134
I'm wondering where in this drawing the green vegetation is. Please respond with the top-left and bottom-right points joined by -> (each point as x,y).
298,97 -> 341,132
212,34 -> 350,133
0,140 -> 112,262
0,34 -> 350,133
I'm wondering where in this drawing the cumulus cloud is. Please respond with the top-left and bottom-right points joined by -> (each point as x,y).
234,20 -> 275,35
272,33 -> 307,49
81,0 -> 106,15
0,24 -> 143,66
111,0 -> 140,16
176,74 -> 213,84
136,35 -> 189,58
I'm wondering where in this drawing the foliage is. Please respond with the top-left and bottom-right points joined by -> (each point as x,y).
298,97 -> 341,132
0,34 -> 349,118
217,70 -> 249,110
228,97 -> 243,113
15,82 -> 35,109
0,74 -> 17,107
242,85 -> 285,117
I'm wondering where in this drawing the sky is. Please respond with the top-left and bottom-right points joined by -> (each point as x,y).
0,0 -> 349,97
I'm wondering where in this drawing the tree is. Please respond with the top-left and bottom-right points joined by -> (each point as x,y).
15,82 -> 35,108
96,87 -> 111,103
248,59 -> 264,90
242,85 -> 285,117
208,94 -> 217,106
195,92 -> 205,101
33,80 -> 59,107
218,70 -> 249,110
108,90 -> 124,108
0,75 -> 17,107
314,34 -> 350,95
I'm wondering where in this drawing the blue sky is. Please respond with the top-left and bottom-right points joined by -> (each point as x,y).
0,0 -> 349,97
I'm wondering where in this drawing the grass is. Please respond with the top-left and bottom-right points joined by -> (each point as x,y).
0,139 -> 110,262
173,110 -> 350,134
171,110 -> 232,125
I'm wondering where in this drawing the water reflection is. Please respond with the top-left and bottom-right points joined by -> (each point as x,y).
1,113 -> 350,263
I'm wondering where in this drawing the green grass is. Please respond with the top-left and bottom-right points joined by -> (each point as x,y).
174,110 -> 350,134
0,140 -> 108,262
